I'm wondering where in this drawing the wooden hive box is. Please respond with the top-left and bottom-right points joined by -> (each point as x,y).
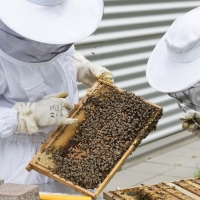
103,178 -> 200,200
27,80 -> 163,199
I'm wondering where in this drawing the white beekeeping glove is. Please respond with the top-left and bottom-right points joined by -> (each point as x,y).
180,110 -> 200,138
73,51 -> 114,87
14,92 -> 78,134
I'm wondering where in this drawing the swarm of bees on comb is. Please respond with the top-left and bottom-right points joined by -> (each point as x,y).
105,178 -> 200,200
38,83 -> 163,190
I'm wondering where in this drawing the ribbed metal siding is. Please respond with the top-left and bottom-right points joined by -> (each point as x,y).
75,1 -> 200,145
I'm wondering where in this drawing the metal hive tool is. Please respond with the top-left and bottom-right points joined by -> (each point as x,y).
27,80 -> 163,199
104,178 -> 200,200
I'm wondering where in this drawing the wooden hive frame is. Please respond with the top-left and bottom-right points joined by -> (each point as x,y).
104,187 -> 140,200
103,178 -> 200,200
27,80 -> 162,199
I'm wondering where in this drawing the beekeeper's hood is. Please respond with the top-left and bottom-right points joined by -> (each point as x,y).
146,6 -> 200,111
146,6 -> 200,94
0,0 -> 104,63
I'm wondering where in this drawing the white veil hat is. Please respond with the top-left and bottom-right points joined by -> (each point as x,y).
0,0 -> 104,44
146,7 -> 200,93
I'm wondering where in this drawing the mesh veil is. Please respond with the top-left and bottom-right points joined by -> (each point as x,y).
168,81 -> 200,111
0,19 -> 73,63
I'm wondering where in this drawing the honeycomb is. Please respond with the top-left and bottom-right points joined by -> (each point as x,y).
27,81 -> 163,198
104,178 -> 200,200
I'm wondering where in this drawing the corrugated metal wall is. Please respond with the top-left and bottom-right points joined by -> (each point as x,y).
75,1 -> 200,145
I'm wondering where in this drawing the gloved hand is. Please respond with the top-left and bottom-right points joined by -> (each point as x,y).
180,110 -> 200,138
73,50 -> 114,87
14,92 -> 78,134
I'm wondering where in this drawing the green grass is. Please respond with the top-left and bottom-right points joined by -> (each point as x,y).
194,164 -> 200,178
194,169 -> 200,178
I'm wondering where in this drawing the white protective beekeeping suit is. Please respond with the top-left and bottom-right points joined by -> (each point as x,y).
0,44 -> 78,184
0,0 -> 113,185
146,6 -> 200,139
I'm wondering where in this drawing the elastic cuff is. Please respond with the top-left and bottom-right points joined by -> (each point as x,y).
15,102 -> 38,134
0,107 -> 19,138
6,107 -> 19,132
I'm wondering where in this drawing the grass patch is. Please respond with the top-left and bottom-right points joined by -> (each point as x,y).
194,164 -> 200,178
194,169 -> 200,178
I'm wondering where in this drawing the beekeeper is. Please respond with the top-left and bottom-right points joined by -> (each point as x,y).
0,0 -> 113,184
146,7 -> 200,138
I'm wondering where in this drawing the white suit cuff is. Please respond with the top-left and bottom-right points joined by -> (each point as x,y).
0,107 -> 19,138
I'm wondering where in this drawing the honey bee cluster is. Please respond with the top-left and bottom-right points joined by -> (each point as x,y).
46,85 -> 162,189
110,190 -> 134,200
106,178 -> 200,200
139,183 -> 194,200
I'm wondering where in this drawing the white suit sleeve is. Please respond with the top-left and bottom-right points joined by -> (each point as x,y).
0,107 -> 18,138
0,69 -> 19,138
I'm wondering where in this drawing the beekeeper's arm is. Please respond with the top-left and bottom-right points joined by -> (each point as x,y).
0,92 -> 77,138
14,92 -> 78,135
0,70 -> 18,138
73,50 -> 114,87
181,111 -> 200,138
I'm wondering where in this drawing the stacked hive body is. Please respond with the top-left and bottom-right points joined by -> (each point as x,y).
104,178 -> 200,200
27,81 -> 163,199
